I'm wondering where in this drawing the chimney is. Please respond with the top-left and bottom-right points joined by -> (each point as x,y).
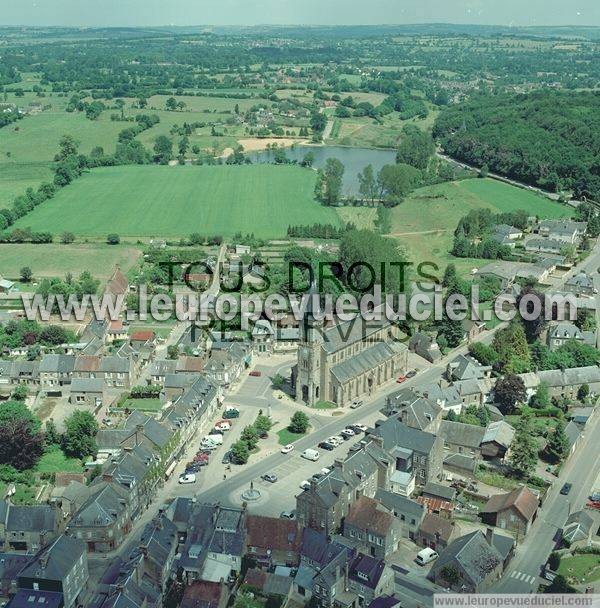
485,527 -> 494,547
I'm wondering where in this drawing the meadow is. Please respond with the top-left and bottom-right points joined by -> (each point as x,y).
13,164 -> 340,238
385,177 -> 573,275
0,243 -> 142,282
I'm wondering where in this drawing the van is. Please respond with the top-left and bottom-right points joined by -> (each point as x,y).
415,548 -> 438,566
206,434 -> 223,445
301,448 -> 320,461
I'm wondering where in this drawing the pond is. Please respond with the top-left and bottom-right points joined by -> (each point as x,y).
247,145 -> 397,197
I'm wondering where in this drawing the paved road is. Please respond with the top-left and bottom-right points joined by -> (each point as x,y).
492,410 -> 600,592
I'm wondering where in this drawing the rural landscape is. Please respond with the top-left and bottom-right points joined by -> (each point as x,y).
1,7 -> 600,608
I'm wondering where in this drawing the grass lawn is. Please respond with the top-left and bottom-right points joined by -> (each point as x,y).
0,243 -> 142,282
0,162 -> 55,209
121,398 -> 164,412
387,178 -> 572,276
336,206 -> 378,231
314,400 -> 336,409
35,446 -> 84,474
558,554 -> 600,584
277,428 -> 307,446
475,467 -> 520,490
14,164 -> 340,238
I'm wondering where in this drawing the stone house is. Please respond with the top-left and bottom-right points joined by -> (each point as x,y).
0,501 -> 59,553
39,354 -> 75,393
480,486 -> 539,535
69,377 -> 106,407
374,490 -> 425,542
245,515 -> 301,568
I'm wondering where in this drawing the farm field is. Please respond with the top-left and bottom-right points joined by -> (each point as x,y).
0,243 -> 142,282
0,162 -> 55,209
386,178 -> 572,275
13,164 -> 340,238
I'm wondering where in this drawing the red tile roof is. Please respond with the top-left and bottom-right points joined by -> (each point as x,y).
245,515 -> 300,553
181,582 -> 225,608
346,496 -> 395,537
105,267 -> 129,297
130,330 -> 155,342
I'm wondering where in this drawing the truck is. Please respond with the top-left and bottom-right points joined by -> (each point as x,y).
301,448 -> 320,461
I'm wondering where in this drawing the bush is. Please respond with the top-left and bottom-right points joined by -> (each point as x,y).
106,233 -> 120,245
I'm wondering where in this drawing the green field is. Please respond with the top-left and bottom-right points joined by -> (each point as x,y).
0,243 -> 141,282
13,164 -> 340,238
383,178 -> 573,275
121,398 -> 164,412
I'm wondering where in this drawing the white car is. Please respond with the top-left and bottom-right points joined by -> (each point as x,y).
340,428 -> 355,438
299,480 -> 311,490
281,444 -> 294,454
320,467 -> 331,475
214,421 -> 231,432
179,473 -> 196,484
327,436 -> 342,447
353,423 -> 368,432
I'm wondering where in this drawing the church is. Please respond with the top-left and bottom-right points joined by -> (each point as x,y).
293,295 -> 408,407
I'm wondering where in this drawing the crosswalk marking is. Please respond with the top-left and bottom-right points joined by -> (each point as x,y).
509,571 -> 536,585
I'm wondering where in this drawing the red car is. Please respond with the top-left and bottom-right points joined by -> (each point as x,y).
396,375 -> 407,383
249,370 -> 262,377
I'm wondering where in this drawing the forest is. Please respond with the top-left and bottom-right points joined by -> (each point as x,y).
433,90 -> 600,202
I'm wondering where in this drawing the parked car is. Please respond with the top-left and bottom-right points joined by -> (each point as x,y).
281,444 -> 294,454
102,418 -> 112,426
280,510 -> 296,520
299,480 -> 311,490
301,448 -> 319,461
416,548 -> 438,566
350,399 -> 364,409
221,451 -> 231,464
249,370 -> 262,377
350,423 -> 368,433
318,441 -> 335,451
560,483 -> 572,495
185,463 -> 205,473
223,408 -> 240,419
340,428 -> 355,439
204,434 -> 223,445
262,473 -> 278,483
349,442 -> 363,452
406,370 -> 417,378
396,375 -> 407,384
214,421 -> 231,432
179,473 -> 196,484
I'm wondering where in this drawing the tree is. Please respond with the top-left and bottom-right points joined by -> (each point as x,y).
288,411 -> 309,434
240,425 -> 259,450
396,125 -> 435,170
377,163 -> 421,204
230,440 -> 250,464
167,345 -> 179,359
509,413 -> 538,478
10,385 -> 28,401
271,374 -> 285,390
166,97 -> 178,111
0,400 -> 41,433
494,373 -> 527,415
530,382 -> 551,409
546,419 -> 569,464
577,383 -> 590,401
62,411 -> 98,459
45,419 -> 61,446
548,552 -> 561,572
61,231 -> 75,244
106,234 -> 120,245
358,164 -> 378,203
516,287 -> 547,343
0,418 -> 44,470
322,158 -> 344,205
20,266 -> 32,283
153,135 -> 173,164
254,414 -> 272,437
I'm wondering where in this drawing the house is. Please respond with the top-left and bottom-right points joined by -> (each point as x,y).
547,322 -> 595,350
0,278 -> 15,294
181,581 -> 229,608
525,237 -> 564,255
418,513 -> 456,550
564,271 -> 595,296
480,421 -> 515,460
15,535 -> 88,608
105,267 -> 129,299
342,496 -> 402,558
384,388 -> 443,434
177,503 -> 246,584
296,449 -> 382,535
475,261 -> 552,285
493,224 -> 522,243
462,319 -> 486,342
438,420 -> 486,458
347,553 -> 394,607
252,319 -> 274,355
422,482 -> 456,504
50,481 -> 92,520
374,489 -> 425,541
203,344 -> 247,387
130,330 -> 155,348
243,569 -> 293,601
564,420 -> 582,455
69,378 -> 106,407
0,552 -> 30,599
534,219 -> 586,243
429,529 -> 513,593
148,359 -> 177,385
98,355 -> 134,388
162,373 -> 197,402
519,366 -> 600,399
0,501 -> 59,552
138,515 -> 178,593
562,511 -> 595,545
480,486 -> 539,535
39,355 -> 75,393
368,418 -> 444,487
409,332 -> 442,363
106,320 -> 128,343
245,515 -> 300,568
66,480 -> 133,552
447,355 -> 492,382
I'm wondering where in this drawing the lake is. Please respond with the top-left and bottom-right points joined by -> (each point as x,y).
247,145 -> 397,196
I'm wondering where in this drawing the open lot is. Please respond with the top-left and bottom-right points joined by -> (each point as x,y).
13,164 -> 340,238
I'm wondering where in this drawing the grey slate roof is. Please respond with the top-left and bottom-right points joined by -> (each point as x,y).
444,453 -> 478,473
375,489 -> 425,520
482,421 -> 515,449
18,535 -> 85,581
423,482 -> 457,502
331,341 -> 405,384
369,418 -> 437,454
439,420 -> 486,449
3,501 -> 56,534
39,354 -> 75,373
71,377 -> 105,393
